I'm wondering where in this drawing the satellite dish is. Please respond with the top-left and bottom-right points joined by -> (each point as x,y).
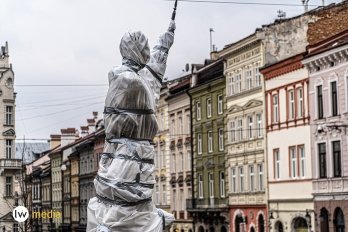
185,63 -> 190,72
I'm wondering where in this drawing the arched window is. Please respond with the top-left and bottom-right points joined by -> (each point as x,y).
320,208 -> 329,232
292,217 -> 308,232
258,214 -> 265,232
221,226 -> 227,232
250,227 -> 255,232
275,221 -> 284,232
334,207 -> 345,232
235,214 -> 244,232
198,226 -> 204,232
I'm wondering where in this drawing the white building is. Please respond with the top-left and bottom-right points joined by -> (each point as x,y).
261,53 -> 314,232
0,42 -> 19,232
153,85 -> 171,213
166,75 -> 193,232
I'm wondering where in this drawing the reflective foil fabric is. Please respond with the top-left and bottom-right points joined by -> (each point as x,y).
87,22 -> 175,232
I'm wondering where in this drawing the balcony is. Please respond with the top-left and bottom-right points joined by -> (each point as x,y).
0,159 -> 22,170
186,198 -> 228,212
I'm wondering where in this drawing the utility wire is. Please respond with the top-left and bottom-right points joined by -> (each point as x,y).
163,0 -> 321,7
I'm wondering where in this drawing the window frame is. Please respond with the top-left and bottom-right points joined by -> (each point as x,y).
197,133 -> 202,155
297,87 -> 304,118
316,85 -> 324,119
239,166 -> 244,192
208,131 -> 213,153
273,94 -> 279,123
330,80 -> 338,117
207,98 -> 212,118
332,140 -> 342,178
218,95 -> 223,115
289,146 -> 297,178
288,89 -> 295,120
274,149 -> 280,180
249,165 -> 255,192
198,174 -> 203,199
318,143 -> 327,178
218,128 -> 224,151
298,145 -> 306,178
196,101 -> 201,121
219,172 -> 225,198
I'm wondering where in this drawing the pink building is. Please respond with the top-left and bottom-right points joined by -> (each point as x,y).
303,30 -> 348,232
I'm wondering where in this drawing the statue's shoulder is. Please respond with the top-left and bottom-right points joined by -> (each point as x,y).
108,66 -> 123,78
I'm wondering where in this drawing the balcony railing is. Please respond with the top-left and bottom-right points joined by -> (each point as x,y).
0,159 -> 22,169
186,197 -> 228,210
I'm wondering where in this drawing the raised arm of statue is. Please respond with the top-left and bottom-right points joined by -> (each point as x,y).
144,20 -> 176,83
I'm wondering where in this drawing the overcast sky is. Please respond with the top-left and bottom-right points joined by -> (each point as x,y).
0,0 -> 339,141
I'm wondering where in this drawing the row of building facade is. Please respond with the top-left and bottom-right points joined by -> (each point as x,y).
1,1 -> 348,232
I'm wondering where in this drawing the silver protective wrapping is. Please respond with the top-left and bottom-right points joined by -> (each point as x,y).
87,21 -> 175,232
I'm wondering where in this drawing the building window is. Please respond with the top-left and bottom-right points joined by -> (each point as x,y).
218,128 -> 224,151
290,147 -> 297,178
219,172 -> 225,198
207,98 -> 212,118
5,106 -> 13,125
171,119 -> 175,135
162,184 -> 166,205
273,94 -> 279,123
239,167 -> 244,192
331,81 -> 338,116
299,146 -> 305,178
13,224 -> 19,232
229,121 -> 236,142
198,174 -> 203,198
289,90 -> 295,120
245,69 -> 253,90
161,151 -> 166,168
208,131 -> 213,153
231,168 -> 237,193
172,154 -> 176,172
197,133 -> 202,155
218,95 -> 223,114
228,76 -> 235,96
6,176 -> 12,196
209,173 -> 214,198
179,152 -> 183,172
255,65 -> 261,87
249,165 -> 255,192
258,164 -> 264,191
160,112 -> 165,130
297,87 -> 304,118
256,113 -> 263,138
318,143 -> 327,178
237,118 -> 243,141
248,115 -> 253,140
274,149 -> 280,180
332,141 -> 341,177
317,85 -> 324,119
6,139 -> 12,159
196,101 -> 201,120
172,190 -> 176,208
236,73 -> 242,93
178,116 -> 183,135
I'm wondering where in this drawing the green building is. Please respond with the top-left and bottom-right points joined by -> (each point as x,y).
187,59 -> 228,232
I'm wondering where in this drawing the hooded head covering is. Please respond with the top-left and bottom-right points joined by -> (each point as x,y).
119,31 -> 150,68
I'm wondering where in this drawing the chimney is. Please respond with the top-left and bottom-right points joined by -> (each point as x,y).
49,134 -> 61,150
92,112 -> 98,120
80,126 -> 89,137
87,119 -> 96,133
191,65 -> 198,88
60,128 -> 77,147
210,50 -> 219,60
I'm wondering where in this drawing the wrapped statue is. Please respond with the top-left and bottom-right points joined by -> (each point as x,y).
87,2 -> 177,232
